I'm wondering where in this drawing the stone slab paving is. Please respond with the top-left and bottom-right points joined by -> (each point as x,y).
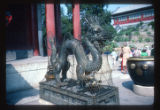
6,55 -> 154,105
112,71 -> 154,105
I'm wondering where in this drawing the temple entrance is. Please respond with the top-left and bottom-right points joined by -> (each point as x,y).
6,4 -> 39,60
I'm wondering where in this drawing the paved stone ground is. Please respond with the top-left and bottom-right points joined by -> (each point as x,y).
6,55 -> 154,105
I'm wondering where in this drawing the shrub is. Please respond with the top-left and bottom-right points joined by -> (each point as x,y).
114,36 -> 123,42
129,44 -> 135,48
134,31 -> 140,36
132,40 -> 135,43
117,30 -> 125,36
125,29 -> 132,36
124,37 -> 129,41
138,37 -> 143,42
139,21 -> 143,26
147,32 -> 151,35
144,38 -> 151,42
148,21 -> 154,29
144,29 -> 148,32
103,41 -> 118,52
103,45 -> 113,53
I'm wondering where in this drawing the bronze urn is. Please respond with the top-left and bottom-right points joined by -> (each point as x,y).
127,56 -> 154,86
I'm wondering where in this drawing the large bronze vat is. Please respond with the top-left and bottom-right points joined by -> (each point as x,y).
127,57 -> 154,86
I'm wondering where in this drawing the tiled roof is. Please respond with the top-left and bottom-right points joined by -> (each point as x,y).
112,4 -> 152,15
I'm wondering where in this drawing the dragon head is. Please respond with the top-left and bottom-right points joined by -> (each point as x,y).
82,16 -> 110,53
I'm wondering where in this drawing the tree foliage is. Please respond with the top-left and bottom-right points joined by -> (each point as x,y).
80,4 -> 114,39
103,41 -> 118,52
61,4 -> 73,40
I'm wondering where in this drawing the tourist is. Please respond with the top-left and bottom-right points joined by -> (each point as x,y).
133,47 -> 141,57
121,43 -> 131,74
114,47 -> 122,62
138,48 -> 142,56
141,48 -> 148,56
111,49 -> 117,66
151,44 -> 154,56
145,46 -> 151,56
130,47 -> 135,57
120,46 -> 123,72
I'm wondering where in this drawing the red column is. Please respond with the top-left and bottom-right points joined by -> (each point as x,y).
117,18 -> 119,25
72,2 -> 81,40
45,3 -> 56,56
31,4 -> 39,56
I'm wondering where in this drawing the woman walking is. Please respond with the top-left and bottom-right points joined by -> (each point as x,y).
121,43 -> 131,74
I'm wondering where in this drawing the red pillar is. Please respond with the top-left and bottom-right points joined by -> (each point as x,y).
72,3 -> 81,40
45,3 -> 56,56
30,4 -> 39,56
117,18 -> 119,25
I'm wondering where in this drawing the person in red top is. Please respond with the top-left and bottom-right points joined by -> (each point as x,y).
120,46 -> 123,72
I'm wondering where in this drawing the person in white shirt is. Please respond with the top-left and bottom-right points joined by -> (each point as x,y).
145,46 -> 151,56
122,43 -> 131,74
111,49 -> 117,66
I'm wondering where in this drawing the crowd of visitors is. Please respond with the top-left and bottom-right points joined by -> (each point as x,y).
110,43 -> 154,74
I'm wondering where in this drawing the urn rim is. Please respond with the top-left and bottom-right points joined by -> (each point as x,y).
128,56 -> 154,61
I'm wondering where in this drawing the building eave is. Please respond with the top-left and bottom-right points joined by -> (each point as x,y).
112,5 -> 153,17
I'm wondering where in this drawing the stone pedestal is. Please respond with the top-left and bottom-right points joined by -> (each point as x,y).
39,80 -> 119,105
133,84 -> 154,96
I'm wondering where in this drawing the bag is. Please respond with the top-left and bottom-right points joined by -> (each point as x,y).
120,53 -> 123,58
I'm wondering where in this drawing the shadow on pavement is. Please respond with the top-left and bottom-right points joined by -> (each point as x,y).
6,64 -> 39,105
122,81 -> 134,91
6,88 -> 39,105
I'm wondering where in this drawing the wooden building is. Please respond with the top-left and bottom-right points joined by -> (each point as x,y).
111,4 -> 154,30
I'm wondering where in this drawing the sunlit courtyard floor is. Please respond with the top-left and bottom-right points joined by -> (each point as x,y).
6,55 -> 154,105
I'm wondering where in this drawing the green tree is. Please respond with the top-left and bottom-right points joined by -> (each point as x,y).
147,32 -> 151,35
80,4 -> 112,33
61,4 -> 73,40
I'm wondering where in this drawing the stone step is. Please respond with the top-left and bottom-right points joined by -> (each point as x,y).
6,56 -> 48,93
6,50 -> 34,61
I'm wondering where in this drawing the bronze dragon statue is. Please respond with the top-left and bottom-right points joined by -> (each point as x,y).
45,16 -> 110,88
46,37 -> 102,87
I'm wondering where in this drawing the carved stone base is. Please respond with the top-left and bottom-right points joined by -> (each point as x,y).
39,79 -> 119,105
